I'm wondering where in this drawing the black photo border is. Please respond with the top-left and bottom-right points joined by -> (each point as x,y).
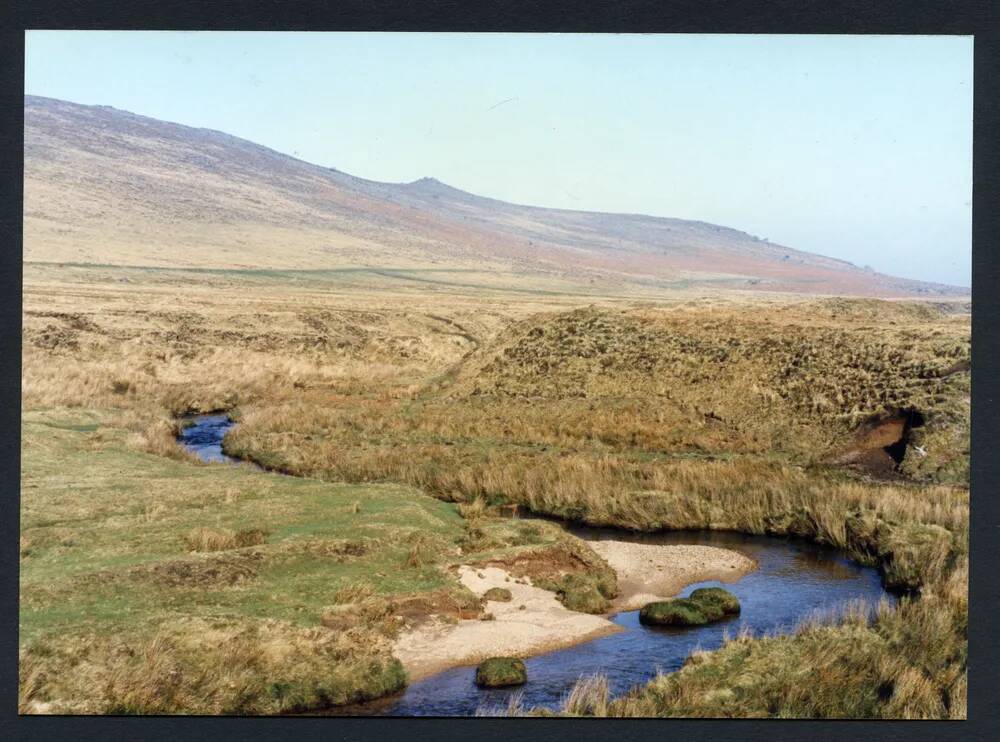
0,2 -> 996,741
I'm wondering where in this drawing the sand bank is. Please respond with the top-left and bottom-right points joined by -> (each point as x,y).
394,565 -> 621,681
582,539 -> 757,612
394,537 -> 757,680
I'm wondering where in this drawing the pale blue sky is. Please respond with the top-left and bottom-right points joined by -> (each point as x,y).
25,32 -> 973,286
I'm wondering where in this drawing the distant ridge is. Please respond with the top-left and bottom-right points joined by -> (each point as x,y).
23,95 -> 966,298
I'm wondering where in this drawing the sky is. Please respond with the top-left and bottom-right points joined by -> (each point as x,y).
25,32 -> 973,287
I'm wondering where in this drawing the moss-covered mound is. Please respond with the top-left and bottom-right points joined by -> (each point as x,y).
558,575 -> 611,614
483,587 -> 513,602
639,590 -> 740,628
475,657 -> 527,687
638,598 -> 709,626
687,598 -> 725,621
688,587 -> 741,617
533,572 -> 612,614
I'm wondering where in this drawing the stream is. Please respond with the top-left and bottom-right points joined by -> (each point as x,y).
178,413 -> 897,717
177,413 -> 242,464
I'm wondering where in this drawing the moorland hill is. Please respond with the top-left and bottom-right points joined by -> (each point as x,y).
24,95 -> 965,298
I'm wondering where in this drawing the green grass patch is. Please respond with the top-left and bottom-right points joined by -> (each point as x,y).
18,408 -> 475,712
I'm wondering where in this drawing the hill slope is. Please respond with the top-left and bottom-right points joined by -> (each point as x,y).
24,95 -> 964,297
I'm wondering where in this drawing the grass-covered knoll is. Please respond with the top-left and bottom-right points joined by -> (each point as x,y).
475,657 -> 527,687
639,599 -> 710,626
535,572 -> 613,614
688,587 -> 741,617
639,589 -> 741,627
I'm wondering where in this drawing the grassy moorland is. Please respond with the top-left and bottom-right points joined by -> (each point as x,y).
20,264 -> 969,717
19,266 -> 619,713
19,404 -> 618,714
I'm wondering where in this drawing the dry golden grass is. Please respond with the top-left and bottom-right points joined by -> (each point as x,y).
19,617 -> 405,715
182,526 -> 269,552
330,580 -> 376,605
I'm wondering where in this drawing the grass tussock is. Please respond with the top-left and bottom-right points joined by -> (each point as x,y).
183,526 -> 269,552
320,596 -> 398,634
330,580 -> 376,605
482,587 -> 513,602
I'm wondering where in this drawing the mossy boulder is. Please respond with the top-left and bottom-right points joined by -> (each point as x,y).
535,573 -> 610,614
638,598 -> 709,626
640,589 -> 739,627
688,598 -> 725,621
475,657 -> 527,687
548,573 -> 612,614
482,587 -> 513,603
688,587 -> 741,617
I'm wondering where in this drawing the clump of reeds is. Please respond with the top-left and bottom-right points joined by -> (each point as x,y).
183,526 -> 269,552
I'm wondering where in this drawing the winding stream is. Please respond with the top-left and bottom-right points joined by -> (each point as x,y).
178,414 -> 897,717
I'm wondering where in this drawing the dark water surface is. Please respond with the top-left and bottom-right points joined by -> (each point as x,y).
367,528 -> 895,716
175,414 -> 895,717
177,413 -> 241,464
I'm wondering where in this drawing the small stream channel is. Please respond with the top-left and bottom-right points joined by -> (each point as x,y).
177,413 -> 242,464
178,414 -> 898,717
